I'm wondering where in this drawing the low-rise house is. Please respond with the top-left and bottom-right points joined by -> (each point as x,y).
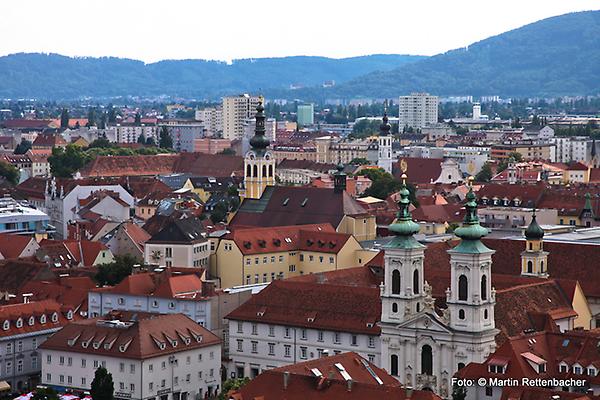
212,223 -> 375,288
0,233 -> 40,259
0,197 -> 52,237
40,312 -> 222,399
103,221 -> 150,260
36,239 -> 114,268
0,299 -> 73,392
182,176 -> 241,203
144,217 -> 209,268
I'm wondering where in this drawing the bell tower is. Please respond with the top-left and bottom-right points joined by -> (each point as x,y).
447,178 -> 497,333
377,101 -> 393,174
521,209 -> 549,277
242,97 -> 275,199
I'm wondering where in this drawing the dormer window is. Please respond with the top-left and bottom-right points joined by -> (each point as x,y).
40,315 -> 47,324
2,321 -> 9,331
16,318 -> 23,328
67,311 -> 73,320
28,316 -> 35,326
559,363 -> 569,373
574,365 -> 582,375
51,313 -> 58,323
587,367 -> 596,376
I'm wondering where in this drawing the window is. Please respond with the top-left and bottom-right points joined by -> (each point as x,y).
119,382 -> 125,390
149,382 -> 153,391
251,341 -> 258,353
458,275 -> 468,301
118,297 -> 124,305
46,373 -> 51,382
300,346 -> 307,359
300,329 -> 307,340
319,256 -> 323,263
368,354 -> 375,363
268,326 -> 275,337
413,269 -> 420,294
527,260 -> 533,273
237,339 -> 243,352
334,332 -> 340,344
289,265 -> 296,272
32,357 -> 37,369
459,309 -> 465,320
481,275 -> 488,300
93,360 -> 99,368
329,256 -> 334,263
392,302 -> 398,313
309,255 -> 314,262
368,336 -> 375,348
299,254 -> 304,261
391,355 -> 398,376
165,247 -> 172,258
392,270 -> 400,294
67,375 -> 72,384
148,364 -> 153,372
81,377 -> 86,386
210,351 -> 214,360
120,362 -> 125,372
559,364 -> 568,373
17,360 -> 23,373
317,331 -> 323,342
485,386 -> 493,397
284,327 -> 291,338
130,384 -> 135,391
237,321 -> 243,333
252,323 -> 258,335
186,374 -> 191,383
59,375 -> 65,384
279,255 -> 284,262
421,345 -> 433,375
351,335 -> 358,346
268,343 -> 275,356
59,356 -> 65,365
186,356 -> 191,365
284,345 -> 291,358
67,356 -> 72,366
46,355 -> 51,364
130,364 -> 135,373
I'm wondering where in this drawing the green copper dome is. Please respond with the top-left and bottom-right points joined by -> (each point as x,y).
249,97 -> 270,154
525,211 -> 544,240
386,175 -> 423,249
454,185 -> 489,241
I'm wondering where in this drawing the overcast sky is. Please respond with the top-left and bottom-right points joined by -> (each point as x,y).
2,0 -> 598,63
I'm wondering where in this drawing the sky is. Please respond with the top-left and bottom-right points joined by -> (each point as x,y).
1,0 -> 599,63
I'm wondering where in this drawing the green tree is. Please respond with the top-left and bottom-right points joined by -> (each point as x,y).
497,152 -> 523,172
88,137 -> 112,149
218,148 -> 236,155
358,168 -> 401,199
451,383 -> 467,400
210,201 -> 229,224
0,162 -> 19,185
349,157 -> 370,165
134,112 -> 141,126
48,144 -> 92,178
137,134 -> 146,144
475,163 -> 493,182
107,104 -> 116,123
32,387 -> 59,400
95,254 -> 139,286
91,367 -> 114,400
14,139 -> 32,154
145,137 -> 156,146
159,126 -> 173,149
218,378 -> 250,400
60,108 -> 70,129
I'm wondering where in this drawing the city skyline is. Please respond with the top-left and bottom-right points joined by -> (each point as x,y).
1,0 -> 598,63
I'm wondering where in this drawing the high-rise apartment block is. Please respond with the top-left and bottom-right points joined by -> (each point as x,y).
222,94 -> 262,140
195,107 -> 223,136
398,92 -> 439,129
297,103 -> 314,126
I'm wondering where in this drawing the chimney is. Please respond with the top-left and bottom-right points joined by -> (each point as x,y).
346,379 -> 353,392
283,371 -> 290,390
328,369 -> 335,380
406,386 -> 413,399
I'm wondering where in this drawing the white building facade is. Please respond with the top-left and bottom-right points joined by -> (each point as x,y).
398,93 -> 439,129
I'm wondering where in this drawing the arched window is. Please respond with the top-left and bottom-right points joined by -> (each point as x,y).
416,303 -> 420,312
421,345 -> 433,375
262,165 -> 267,177
392,270 -> 401,294
246,164 -> 251,177
253,165 -> 258,178
458,275 -> 468,301
540,261 -> 544,273
268,165 -> 273,177
391,355 -> 398,376
459,309 -> 465,320
481,275 -> 488,301
527,260 -> 533,274
413,269 -> 420,295
484,309 -> 489,320
392,303 -> 398,313
529,242 -> 533,251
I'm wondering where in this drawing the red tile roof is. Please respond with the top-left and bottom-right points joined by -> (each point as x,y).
0,233 -> 36,258
0,119 -> 55,129
393,158 -> 442,184
288,266 -> 382,288
0,299 -> 71,338
231,352 -> 440,400
40,312 -> 220,359
38,239 -> 109,267
411,203 -> 464,224
226,280 -> 381,335
225,224 -> 352,255
32,133 -> 67,148
0,259 -> 56,294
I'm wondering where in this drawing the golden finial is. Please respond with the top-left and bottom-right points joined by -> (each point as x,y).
401,173 -> 407,185
400,159 -> 408,174
467,175 -> 474,188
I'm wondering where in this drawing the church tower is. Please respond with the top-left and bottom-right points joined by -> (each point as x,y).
521,209 -> 548,277
446,178 -> 497,333
242,97 -> 275,199
333,163 -> 347,193
377,103 -> 393,174
380,173 -> 426,325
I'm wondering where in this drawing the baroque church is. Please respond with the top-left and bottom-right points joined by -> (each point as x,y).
379,175 -> 498,397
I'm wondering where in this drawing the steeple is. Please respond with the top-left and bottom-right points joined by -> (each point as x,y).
387,174 -> 422,249
333,162 -> 347,193
377,100 -> 393,173
249,96 -> 270,155
522,208 -> 549,277
447,176 -> 497,333
380,102 -> 391,137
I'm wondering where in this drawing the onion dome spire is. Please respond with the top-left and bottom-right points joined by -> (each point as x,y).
249,96 -> 270,154
380,100 -> 391,137
525,208 -> 544,240
386,173 -> 423,249
454,177 -> 489,242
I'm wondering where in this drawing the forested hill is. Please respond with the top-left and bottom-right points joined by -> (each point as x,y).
0,53 -> 424,99
291,10 -> 600,99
